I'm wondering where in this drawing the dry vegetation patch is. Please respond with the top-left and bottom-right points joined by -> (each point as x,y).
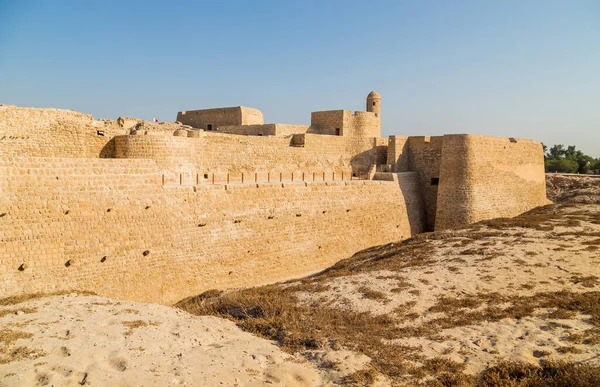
178,202 -> 600,385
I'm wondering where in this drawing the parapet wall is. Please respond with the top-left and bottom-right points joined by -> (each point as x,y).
217,124 -> 309,136
435,134 -> 549,230
0,156 -> 425,304
0,106 -> 126,158
113,131 -> 388,177
176,106 -> 264,129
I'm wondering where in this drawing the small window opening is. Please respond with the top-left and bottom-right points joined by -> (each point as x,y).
203,173 -> 208,179
372,102 -> 376,106
335,128 -> 340,136
207,124 -> 213,130
431,178 -> 439,186
257,133 -> 263,136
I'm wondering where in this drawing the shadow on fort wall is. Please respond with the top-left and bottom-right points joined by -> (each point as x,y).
349,146 -> 387,176
100,138 -> 116,158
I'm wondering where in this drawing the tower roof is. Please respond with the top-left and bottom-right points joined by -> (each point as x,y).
367,90 -> 381,99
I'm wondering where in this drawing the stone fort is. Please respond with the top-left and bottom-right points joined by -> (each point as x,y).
0,92 -> 548,304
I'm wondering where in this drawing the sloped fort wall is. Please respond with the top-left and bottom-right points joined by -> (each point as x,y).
0,156 -> 424,304
0,104 -> 548,304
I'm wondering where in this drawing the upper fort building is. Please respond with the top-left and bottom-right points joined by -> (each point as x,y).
176,91 -> 382,138
0,92 -> 549,304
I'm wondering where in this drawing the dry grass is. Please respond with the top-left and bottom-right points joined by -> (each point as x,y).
174,201 -> 600,385
357,286 -> 390,302
473,360 -> 600,387
0,329 -> 45,364
0,290 -> 95,306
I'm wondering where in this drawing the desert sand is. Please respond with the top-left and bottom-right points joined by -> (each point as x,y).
0,293 -> 337,386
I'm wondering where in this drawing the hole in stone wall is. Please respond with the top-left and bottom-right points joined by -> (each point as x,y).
296,214 -> 302,217
203,174 -> 208,179
0,212 -> 6,218
509,137 -> 518,143
64,210 -> 70,215
106,208 -> 112,212
65,259 -> 74,267
268,215 -> 274,219
335,128 -> 340,136
143,250 -> 150,256
198,223 -> 206,227
96,130 -> 105,136
431,178 -> 439,186
346,209 -> 351,212
18,263 -> 27,271
322,210 -> 327,214
100,256 -> 107,263
207,124 -> 213,130
233,219 -> 241,224
145,206 -> 151,209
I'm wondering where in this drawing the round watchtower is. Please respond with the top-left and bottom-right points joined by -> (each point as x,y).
366,90 -> 381,117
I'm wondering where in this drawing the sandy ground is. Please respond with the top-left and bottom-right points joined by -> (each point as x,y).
294,203 -> 600,377
0,293 -> 339,387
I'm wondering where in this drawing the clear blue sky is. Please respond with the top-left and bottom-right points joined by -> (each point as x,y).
1,0 -> 599,156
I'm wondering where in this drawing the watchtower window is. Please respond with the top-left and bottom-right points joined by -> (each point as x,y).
431,178 -> 439,186
372,102 -> 376,106
207,124 -> 213,130
335,128 -> 340,136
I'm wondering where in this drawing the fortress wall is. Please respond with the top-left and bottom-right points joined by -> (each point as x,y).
309,110 -> 345,135
0,157 -> 425,304
239,107 -> 265,125
176,107 -> 264,129
217,124 -> 278,136
0,106 -> 125,158
435,134 -> 548,230
406,136 -> 444,230
387,136 -> 410,172
273,124 -> 310,136
114,132 -> 387,176
351,111 -> 380,138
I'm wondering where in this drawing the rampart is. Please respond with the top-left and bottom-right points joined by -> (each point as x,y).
0,95 -> 549,304
0,156 -> 424,304
435,134 -> 549,229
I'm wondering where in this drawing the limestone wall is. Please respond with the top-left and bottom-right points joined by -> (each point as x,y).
310,110 -> 345,136
309,110 -> 380,137
113,132 -> 387,177
0,156 -> 425,304
176,107 -> 264,130
435,135 -> 548,230
217,124 -> 309,136
0,106 -> 126,158
406,136 -> 444,230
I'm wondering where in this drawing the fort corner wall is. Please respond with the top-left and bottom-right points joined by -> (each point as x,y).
435,134 -> 549,230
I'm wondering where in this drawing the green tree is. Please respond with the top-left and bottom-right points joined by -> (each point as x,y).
546,158 -> 578,173
547,144 -> 566,159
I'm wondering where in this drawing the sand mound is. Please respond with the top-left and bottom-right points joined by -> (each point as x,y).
0,293 -> 331,387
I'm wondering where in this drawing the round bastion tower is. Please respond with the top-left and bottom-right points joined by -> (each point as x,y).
364,90 -> 381,137
366,90 -> 381,117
